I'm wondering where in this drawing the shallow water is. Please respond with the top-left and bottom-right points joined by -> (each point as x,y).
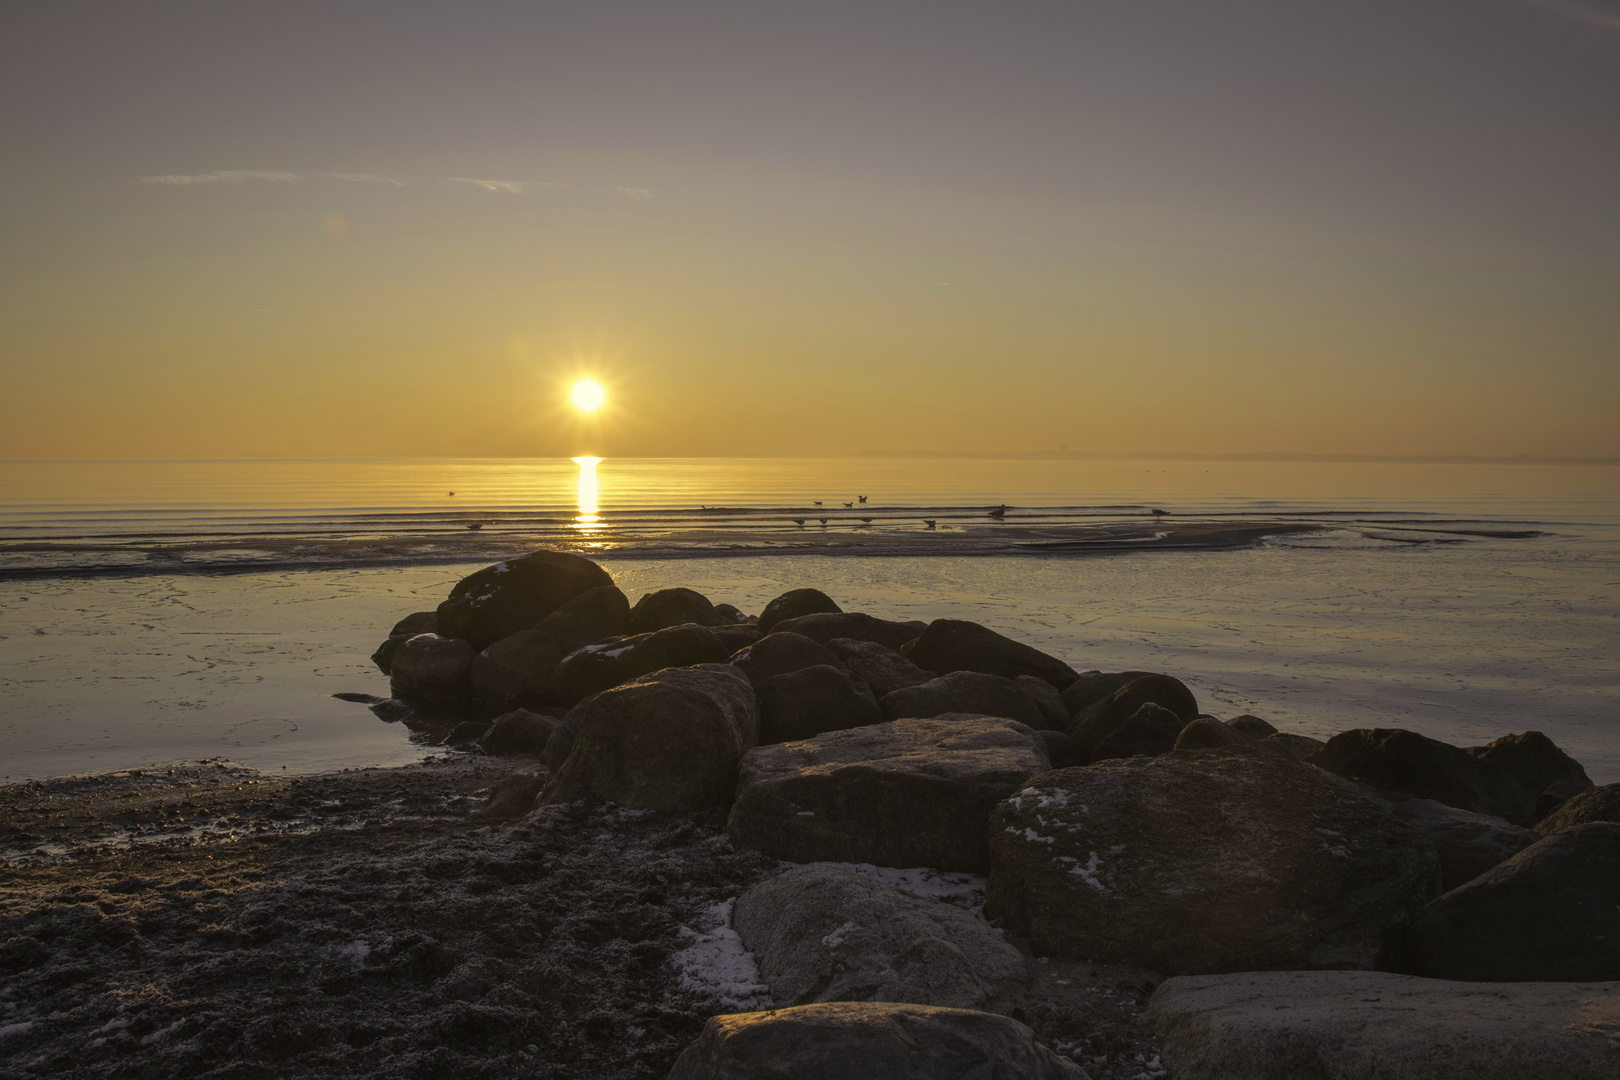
1,457 -> 1616,783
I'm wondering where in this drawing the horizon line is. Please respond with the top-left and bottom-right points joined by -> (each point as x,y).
1,452 -> 1618,466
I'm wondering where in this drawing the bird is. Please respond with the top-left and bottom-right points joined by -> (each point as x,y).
792,518 -> 805,526
859,517 -> 872,524
466,522 -> 482,531
448,491 -> 455,496
988,505 -> 1007,519
843,502 -> 854,508
922,519 -> 936,529
818,517 -> 828,525
813,501 -> 822,507
1151,508 -> 1170,516
858,495 -> 867,503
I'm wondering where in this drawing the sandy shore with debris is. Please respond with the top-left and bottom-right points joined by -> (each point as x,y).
0,758 -> 1162,1079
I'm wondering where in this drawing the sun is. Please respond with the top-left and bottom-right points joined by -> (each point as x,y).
570,378 -> 605,413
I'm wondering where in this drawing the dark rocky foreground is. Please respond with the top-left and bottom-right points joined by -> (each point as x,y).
7,547 -> 1620,1080
0,761 -> 1165,1080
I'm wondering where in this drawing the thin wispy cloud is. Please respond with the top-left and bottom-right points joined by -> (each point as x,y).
324,172 -> 406,186
448,177 -> 527,194
136,170 -> 303,185
1525,0 -> 1620,31
616,186 -> 652,200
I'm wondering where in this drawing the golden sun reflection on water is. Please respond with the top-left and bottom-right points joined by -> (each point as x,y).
572,456 -> 602,531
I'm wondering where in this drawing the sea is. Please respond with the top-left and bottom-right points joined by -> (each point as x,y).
2,457 -> 1617,783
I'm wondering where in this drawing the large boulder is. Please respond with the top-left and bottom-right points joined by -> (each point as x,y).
878,671 -> 1047,730
1089,702 -> 1186,762
987,751 -> 1440,975
667,1002 -> 1085,1080
469,628 -> 571,709
728,715 -> 1052,873
1385,797 -> 1539,891
629,587 -> 726,634
773,612 -> 928,651
730,632 -> 844,686
550,623 -> 730,706
435,550 -> 614,650
903,619 -> 1078,689
538,666 -> 758,813
1147,970 -> 1620,1080
758,588 -> 842,634
1402,822 -> 1620,981
1465,731 -> 1593,821
1307,728 -> 1544,827
388,634 -> 476,704
370,611 -> 440,675
756,665 -> 881,745
1226,714 -> 1279,739
1066,675 -> 1200,761
1174,716 -> 1269,754
532,584 -> 632,651
1014,676 -> 1069,730
1058,670 -> 1157,717
733,865 -> 1025,1010
1537,783 -> 1620,837
712,623 -> 765,654
826,638 -> 935,698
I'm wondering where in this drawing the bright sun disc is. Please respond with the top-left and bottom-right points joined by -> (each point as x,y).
570,379 -> 605,413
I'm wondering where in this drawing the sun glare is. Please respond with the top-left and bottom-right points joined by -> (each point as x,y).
570,378 -> 605,413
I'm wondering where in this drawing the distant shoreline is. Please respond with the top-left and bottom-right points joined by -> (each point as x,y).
856,451 -> 1620,465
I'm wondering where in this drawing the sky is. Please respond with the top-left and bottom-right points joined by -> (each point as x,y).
2,0 -> 1617,459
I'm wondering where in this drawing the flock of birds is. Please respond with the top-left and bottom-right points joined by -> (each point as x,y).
786,498 -> 1010,530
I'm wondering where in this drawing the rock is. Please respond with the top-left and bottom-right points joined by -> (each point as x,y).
730,632 -> 844,686
476,773 -> 546,820
390,611 -> 439,637
1306,728 -> 1540,827
1465,731 -> 1594,822
1265,732 -> 1325,760
732,865 -> 1026,1009
757,665 -> 881,745
440,720 -> 491,744
1038,730 -> 1084,768
1537,783 -> 1620,837
667,1002 -> 1086,1080
468,628 -> 572,709
758,588 -> 843,635
435,550 -> 615,650
1058,670 -> 1157,717
1386,797 -> 1539,891
550,623 -> 730,706
986,751 -> 1440,975
539,666 -> 758,814
1066,675 -> 1200,761
1014,676 -> 1070,730
826,638 -> 936,698
878,671 -> 1047,730
1226,714 -> 1278,739
1147,969 -> 1620,1080
711,624 -> 764,654
478,708 -> 562,756
1173,716 -> 1268,754
773,612 -> 929,651
541,706 -> 585,773
713,602 -> 751,625
531,585 -> 632,652
629,587 -> 726,634
1402,822 -> 1620,981
728,715 -> 1052,873
370,635 -> 408,675
1089,702 -> 1186,762
903,619 -> 1078,689
389,634 -> 477,705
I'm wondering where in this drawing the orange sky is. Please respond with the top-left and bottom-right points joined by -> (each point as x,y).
2,1 -> 1617,460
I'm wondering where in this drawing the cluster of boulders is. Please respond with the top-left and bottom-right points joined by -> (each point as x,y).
368,550 -> 1620,1078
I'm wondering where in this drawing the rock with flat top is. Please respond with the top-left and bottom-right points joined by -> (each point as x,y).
986,751 -> 1440,975
904,619 -> 1078,689
1147,969 -> 1620,1080
733,865 -> 1025,1009
827,638 -> 936,698
539,666 -> 757,813
435,550 -> 615,650
728,715 -> 1052,873
758,588 -> 842,634
389,634 -> 476,704
773,612 -> 928,651
878,671 -> 1046,730
550,623 -> 730,706
667,1002 -> 1086,1080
